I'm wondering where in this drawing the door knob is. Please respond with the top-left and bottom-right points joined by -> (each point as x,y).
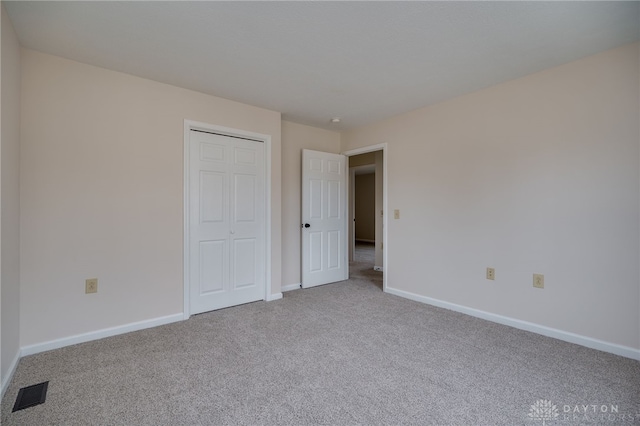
303,223 -> 310,228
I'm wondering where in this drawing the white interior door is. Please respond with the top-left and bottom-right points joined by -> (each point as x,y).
189,130 -> 265,314
301,149 -> 348,288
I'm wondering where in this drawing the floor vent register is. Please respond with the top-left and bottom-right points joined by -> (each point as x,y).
12,381 -> 49,412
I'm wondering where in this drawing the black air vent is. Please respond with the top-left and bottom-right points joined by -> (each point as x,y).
12,381 -> 49,412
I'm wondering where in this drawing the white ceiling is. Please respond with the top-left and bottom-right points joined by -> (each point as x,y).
5,1 -> 639,131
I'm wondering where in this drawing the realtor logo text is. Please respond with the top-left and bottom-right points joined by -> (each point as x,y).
563,404 -> 618,414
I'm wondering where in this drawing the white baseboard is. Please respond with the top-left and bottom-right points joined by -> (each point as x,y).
266,292 -> 283,301
21,313 -> 184,357
373,266 -> 384,272
19,291 -> 285,359
281,283 -> 301,292
1,350 -> 21,398
385,286 -> 640,361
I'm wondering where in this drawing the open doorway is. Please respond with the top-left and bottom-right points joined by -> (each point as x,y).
299,144 -> 387,292
344,145 -> 387,292
354,168 -> 376,264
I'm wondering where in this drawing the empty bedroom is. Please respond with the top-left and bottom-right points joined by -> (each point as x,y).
1,2 -> 639,425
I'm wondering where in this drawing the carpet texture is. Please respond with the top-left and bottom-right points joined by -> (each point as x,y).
2,257 -> 639,425
354,241 -> 376,267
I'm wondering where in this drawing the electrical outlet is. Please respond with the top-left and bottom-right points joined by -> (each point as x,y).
486,267 -> 495,280
85,278 -> 98,294
394,209 -> 400,219
533,274 -> 544,289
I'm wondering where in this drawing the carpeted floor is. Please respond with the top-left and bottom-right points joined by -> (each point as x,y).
2,253 -> 639,425
354,241 -> 376,266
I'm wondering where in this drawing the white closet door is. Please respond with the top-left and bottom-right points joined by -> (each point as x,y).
189,130 -> 265,314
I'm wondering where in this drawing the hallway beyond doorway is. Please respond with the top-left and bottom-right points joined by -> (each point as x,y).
350,241 -> 382,290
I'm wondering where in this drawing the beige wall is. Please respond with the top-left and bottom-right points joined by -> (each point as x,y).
355,173 -> 375,241
19,50 -> 282,347
1,3 -> 22,390
343,43 -> 640,349
281,121 -> 341,287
